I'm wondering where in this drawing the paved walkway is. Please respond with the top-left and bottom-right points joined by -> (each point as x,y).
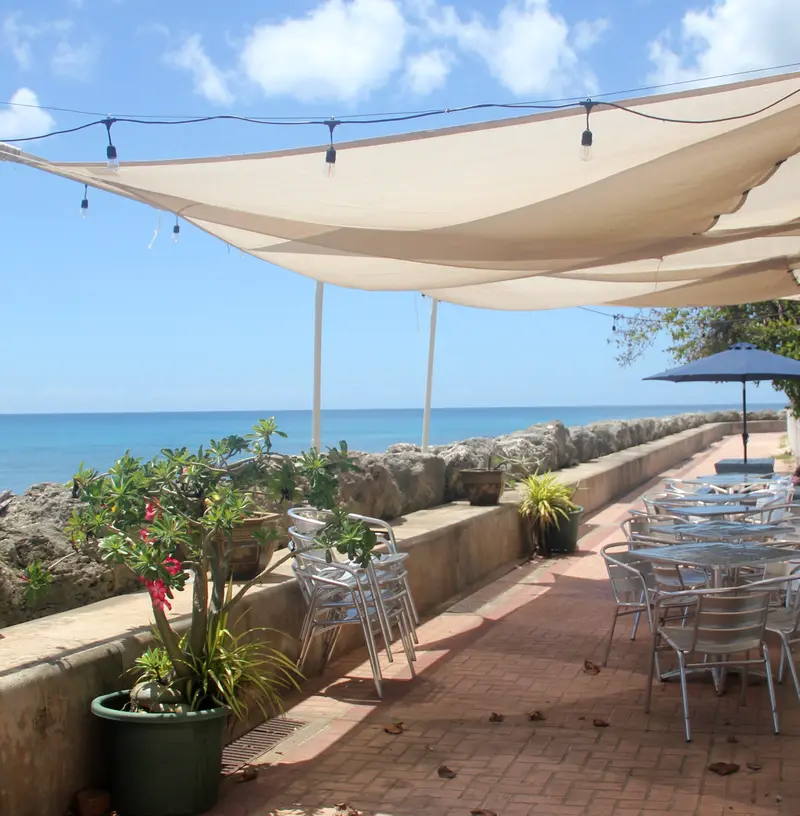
214,433 -> 800,816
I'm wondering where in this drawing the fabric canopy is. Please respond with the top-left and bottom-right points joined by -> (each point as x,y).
5,71 -> 800,310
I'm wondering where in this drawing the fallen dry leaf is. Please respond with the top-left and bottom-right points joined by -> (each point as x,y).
583,660 -> 601,675
384,722 -> 406,735
746,762 -> 763,772
527,710 -> 547,722
238,767 -> 258,783
726,735 -> 739,744
592,718 -> 610,728
470,810 -> 498,816
334,804 -> 362,816
488,712 -> 505,723
437,765 -> 457,779
708,762 -> 740,776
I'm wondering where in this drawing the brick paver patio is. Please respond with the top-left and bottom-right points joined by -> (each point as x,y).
214,433 -> 800,816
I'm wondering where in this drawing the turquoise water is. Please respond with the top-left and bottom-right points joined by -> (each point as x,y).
0,403 -> 784,494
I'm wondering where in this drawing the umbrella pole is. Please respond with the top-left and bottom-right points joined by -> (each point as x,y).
742,380 -> 748,466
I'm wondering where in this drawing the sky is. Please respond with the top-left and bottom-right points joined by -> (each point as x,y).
1,0 -> 798,414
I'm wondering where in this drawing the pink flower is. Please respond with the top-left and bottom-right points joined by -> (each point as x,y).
144,502 -> 157,522
139,529 -> 152,543
144,578 -> 172,611
163,557 -> 182,576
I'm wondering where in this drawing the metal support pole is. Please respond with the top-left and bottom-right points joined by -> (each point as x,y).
422,298 -> 438,452
742,380 -> 748,465
312,281 -> 324,450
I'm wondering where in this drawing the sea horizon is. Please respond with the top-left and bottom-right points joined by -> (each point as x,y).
0,402 -> 786,494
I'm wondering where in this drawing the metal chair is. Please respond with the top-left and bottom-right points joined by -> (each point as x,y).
288,507 -> 420,628
601,542 -> 695,669
644,583 -> 780,742
290,546 -> 416,698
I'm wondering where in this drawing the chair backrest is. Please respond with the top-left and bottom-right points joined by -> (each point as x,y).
601,543 -> 655,604
689,590 -> 770,655
622,513 -> 684,546
287,506 -> 332,534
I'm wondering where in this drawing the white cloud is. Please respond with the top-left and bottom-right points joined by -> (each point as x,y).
648,0 -> 800,85
0,88 -> 55,139
573,18 -> 610,52
239,0 -> 407,103
419,0 -> 607,96
51,39 -> 97,80
404,48 -> 453,95
2,13 -> 42,69
165,34 -> 234,105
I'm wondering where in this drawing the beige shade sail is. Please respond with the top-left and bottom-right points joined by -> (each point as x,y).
4,71 -> 800,309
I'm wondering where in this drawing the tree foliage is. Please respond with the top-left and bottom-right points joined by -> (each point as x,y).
612,301 -> 800,414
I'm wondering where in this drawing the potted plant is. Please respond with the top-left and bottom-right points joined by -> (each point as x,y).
459,452 -> 507,506
518,472 -> 582,556
20,419 -> 375,816
459,450 -> 543,507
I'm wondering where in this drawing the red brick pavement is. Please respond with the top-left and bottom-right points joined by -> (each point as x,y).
213,433 -> 800,816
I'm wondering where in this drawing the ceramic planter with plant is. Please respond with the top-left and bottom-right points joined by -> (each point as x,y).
459,452 -> 508,506
459,450 -> 542,507
518,471 -> 582,556
19,419 -> 375,816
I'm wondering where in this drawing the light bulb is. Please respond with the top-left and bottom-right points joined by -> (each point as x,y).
581,129 -> 593,162
172,222 -> 180,243
325,145 -> 336,178
106,144 -> 119,171
80,199 -> 89,217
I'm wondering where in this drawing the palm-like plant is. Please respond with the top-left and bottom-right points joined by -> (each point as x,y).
518,472 -> 578,555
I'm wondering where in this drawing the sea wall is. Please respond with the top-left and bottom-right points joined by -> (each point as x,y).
0,410 -> 784,626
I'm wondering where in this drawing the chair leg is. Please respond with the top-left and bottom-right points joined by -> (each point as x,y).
323,625 -> 343,667
780,636 -> 800,705
778,642 -> 787,684
762,643 -> 780,735
740,651 -> 748,706
644,629 -> 659,714
603,608 -> 620,667
677,652 -> 692,742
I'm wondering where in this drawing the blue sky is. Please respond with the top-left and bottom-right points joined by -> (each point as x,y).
1,0 -> 796,413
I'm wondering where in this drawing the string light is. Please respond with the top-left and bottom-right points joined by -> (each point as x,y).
3,85 -> 800,173
581,100 -> 594,161
325,117 -> 339,178
80,184 -> 88,217
103,117 -> 118,171
172,215 -> 180,243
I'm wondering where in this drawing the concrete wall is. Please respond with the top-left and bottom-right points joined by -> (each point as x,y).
0,423 -> 781,816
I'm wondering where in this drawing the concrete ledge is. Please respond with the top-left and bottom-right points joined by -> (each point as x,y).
0,422 -> 781,816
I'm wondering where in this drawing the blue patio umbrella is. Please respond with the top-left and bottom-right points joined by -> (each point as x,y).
645,343 -> 800,463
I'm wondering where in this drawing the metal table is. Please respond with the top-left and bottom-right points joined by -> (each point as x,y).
661,491 -> 773,505
669,520 -> 789,541
680,474 -> 785,489
633,541 -> 795,587
655,503 -> 751,520
715,458 -> 775,475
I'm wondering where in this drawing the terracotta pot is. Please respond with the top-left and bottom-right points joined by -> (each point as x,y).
460,469 -> 505,506
220,513 -> 280,581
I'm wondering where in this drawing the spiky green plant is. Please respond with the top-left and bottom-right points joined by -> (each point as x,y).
518,472 -> 578,553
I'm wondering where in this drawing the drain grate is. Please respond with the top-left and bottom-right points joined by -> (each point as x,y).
221,718 -> 307,774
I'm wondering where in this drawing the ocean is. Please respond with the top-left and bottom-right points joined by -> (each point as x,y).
0,403 -> 785,494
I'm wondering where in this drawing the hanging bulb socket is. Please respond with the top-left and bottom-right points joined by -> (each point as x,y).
103,117 -> 119,170
80,184 -> 89,217
172,217 -> 180,243
580,100 -> 594,162
324,117 -> 340,178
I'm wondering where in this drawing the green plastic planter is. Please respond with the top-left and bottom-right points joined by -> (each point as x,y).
91,691 -> 229,816
543,506 -> 584,554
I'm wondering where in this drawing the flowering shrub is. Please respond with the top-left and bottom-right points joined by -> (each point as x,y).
22,419 -> 376,715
